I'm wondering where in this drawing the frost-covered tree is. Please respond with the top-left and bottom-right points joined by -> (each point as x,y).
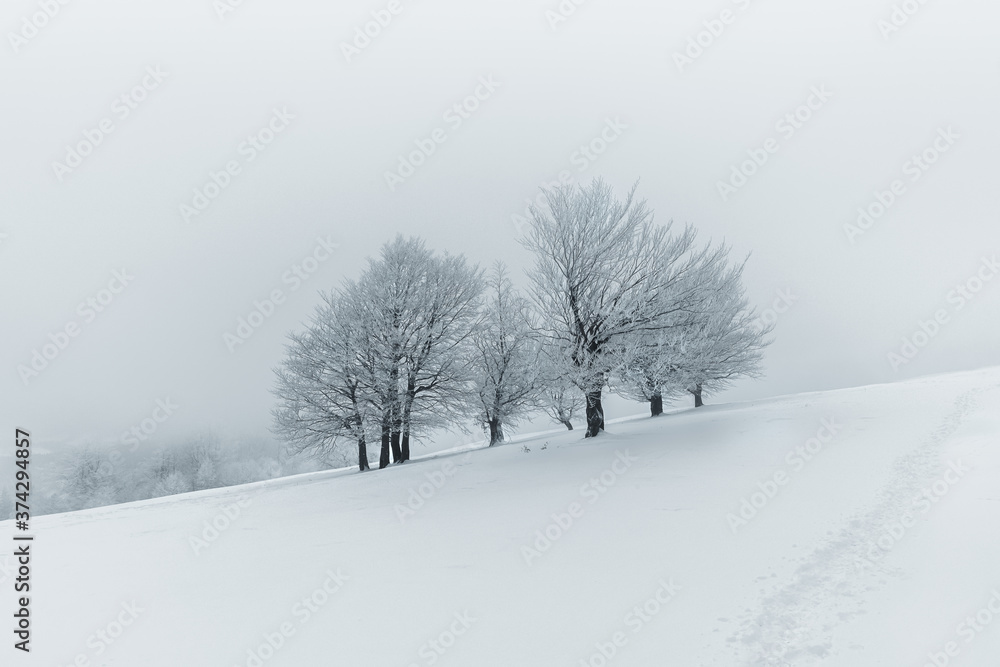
348,237 -> 482,466
543,377 -> 582,430
394,247 -> 483,461
522,178 -> 711,437
273,292 -> 375,471
615,242 -> 769,415
669,259 -> 771,408
345,237 -> 432,468
469,263 -> 542,445
59,447 -> 119,509
274,236 -> 482,470
149,471 -> 192,498
615,330 -> 688,417
183,433 -> 223,490
536,341 -> 583,430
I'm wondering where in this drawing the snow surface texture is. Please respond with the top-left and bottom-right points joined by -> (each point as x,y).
4,367 -> 1000,666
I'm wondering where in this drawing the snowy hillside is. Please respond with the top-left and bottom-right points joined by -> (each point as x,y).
5,367 -> 1000,666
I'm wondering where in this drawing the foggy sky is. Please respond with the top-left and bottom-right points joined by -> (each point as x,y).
3,0 -> 999,448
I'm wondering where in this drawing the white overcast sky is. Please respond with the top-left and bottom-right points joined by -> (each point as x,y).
2,0 -> 999,446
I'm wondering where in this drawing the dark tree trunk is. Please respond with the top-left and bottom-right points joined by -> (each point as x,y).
650,391 -> 663,417
400,377 -> 415,462
388,360 -> 401,463
379,422 -> 391,469
350,395 -> 369,471
357,435 -> 369,472
694,384 -> 704,408
585,390 -> 605,438
488,419 -> 504,446
560,419 -> 574,431
390,431 -> 402,464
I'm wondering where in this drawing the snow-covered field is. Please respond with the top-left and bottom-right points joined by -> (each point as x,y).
5,367 -> 1000,666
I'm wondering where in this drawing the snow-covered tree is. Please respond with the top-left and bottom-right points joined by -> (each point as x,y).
273,291 -> 375,471
345,237 -> 432,468
535,340 -> 583,430
522,178 -> 711,437
395,247 -> 483,461
274,236 -> 482,470
614,242 -> 769,415
615,329 -> 689,417
347,237 -> 483,466
59,447 -> 119,509
149,470 -> 192,498
669,259 -> 771,408
543,377 -> 583,430
182,433 -> 223,490
469,263 -> 543,445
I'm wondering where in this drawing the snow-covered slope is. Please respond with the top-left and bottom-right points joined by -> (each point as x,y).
5,367 -> 1000,666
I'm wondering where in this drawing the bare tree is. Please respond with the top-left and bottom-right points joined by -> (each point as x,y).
395,248 -> 483,461
275,236 -> 482,470
615,330 -> 688,417
469,263 -> 542,445
536,340 -> 583,429
615,241 -> 769,415
544,382 -> 582,430
343,237 -> 433,467
670,258 -> 772,408
349,237 -> 483,465
59,446 -> 119,509
522,178 -> 710,437
273,292 -> 374,471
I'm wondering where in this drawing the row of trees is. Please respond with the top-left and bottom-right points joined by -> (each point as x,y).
273,179 -> 771,470
2,433 -> 328,516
